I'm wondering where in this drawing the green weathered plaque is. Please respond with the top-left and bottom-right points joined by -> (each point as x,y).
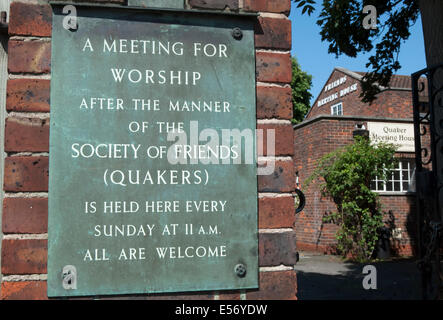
128,0 -> 184,9
48,5 -> 258,297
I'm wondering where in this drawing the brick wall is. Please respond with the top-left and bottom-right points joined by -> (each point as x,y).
1,0 -> 297,300
293,117 -> 418,256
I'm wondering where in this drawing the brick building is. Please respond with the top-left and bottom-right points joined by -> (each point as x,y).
294,67 -> 424,256
0,0 -> 298,300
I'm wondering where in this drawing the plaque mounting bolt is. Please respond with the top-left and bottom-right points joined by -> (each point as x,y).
62,265 -> 77,290
232,27 -> 243,40
235,264 -> 247,277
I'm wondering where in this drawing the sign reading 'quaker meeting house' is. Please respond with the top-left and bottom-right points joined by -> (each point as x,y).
47,4 -> 258,297
367,122 -> 415,152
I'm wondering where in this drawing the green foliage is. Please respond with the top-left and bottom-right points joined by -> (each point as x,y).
291,57 -> 313,124
292,0 -> 420,103
295,0 -> 316,15
305,136 -> 397,261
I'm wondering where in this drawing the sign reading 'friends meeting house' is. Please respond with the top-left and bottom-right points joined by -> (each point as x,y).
48,4 -> 258,297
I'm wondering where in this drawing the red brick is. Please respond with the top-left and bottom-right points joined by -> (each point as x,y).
4,156 -> 49,192
257,123 -> 294,156
189,0 -> 238,10
1,281 -> 48,300
255,17 -> 291,50
256,86 -> 292,119
8,40 -> 51,74
6,79 -> 50,112
259,231 -> 297,266
8,2 -> 52,37
256,52 -> 291,83
1,239 -> 47,275
2,198 -> 48,234
244,0 -> 291,15
246,271 -> 297,300
296,242 -> 332,254
218,291 -> 241,300
5,117 -> 50,152
258,159 -> 294,192
259,196 -> 294,228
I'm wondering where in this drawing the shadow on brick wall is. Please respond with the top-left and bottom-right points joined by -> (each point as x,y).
383,196 -> 418,257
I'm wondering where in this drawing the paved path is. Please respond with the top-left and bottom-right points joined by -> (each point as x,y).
294,252 -> 421,300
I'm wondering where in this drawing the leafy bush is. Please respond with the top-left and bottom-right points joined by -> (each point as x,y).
305,136 -> 397,261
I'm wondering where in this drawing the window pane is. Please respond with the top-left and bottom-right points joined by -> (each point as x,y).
377,181 -> 384,190
402,170 -> 409,181
386,181 -> 393,191
372,159 -> 417,193
403,182 -> 409,191
409,168 -> 416,192
331,103 -> 343,115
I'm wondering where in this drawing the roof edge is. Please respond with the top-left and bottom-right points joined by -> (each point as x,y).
293,114 -> 415,130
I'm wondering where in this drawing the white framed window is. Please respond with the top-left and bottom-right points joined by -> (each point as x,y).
371,159 -> 416,193
331,102 -> 343,115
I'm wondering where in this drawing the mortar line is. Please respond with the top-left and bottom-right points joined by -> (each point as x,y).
257,119 -> 292,124
6,152 -> 49,157
256,82 -> 290,88
9,36 -> 51,41
7,111 -> 50,118
259,228 -> 293,233
258,12 -> 289,19
259,265 -> 294,272
2,274 -> 48,282
257,156 -> 293,161
258,192 -> 294,198
255,49 -> 291,54
4,192 -> 48,198
3,233 -> 48,240
8,74 -> 51,80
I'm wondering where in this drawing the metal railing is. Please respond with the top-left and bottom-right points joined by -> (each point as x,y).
412,62 -> 443,299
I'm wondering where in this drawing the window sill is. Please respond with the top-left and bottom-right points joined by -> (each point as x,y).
375,191 -> 416,196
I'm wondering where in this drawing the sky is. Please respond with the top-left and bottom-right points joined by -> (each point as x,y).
289,4 -> 427,105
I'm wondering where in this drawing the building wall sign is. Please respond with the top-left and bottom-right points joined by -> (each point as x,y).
318,81 -> 358,107
47,5 -> 258,297
367,122 -> 415,152
324,76 -> 347,92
